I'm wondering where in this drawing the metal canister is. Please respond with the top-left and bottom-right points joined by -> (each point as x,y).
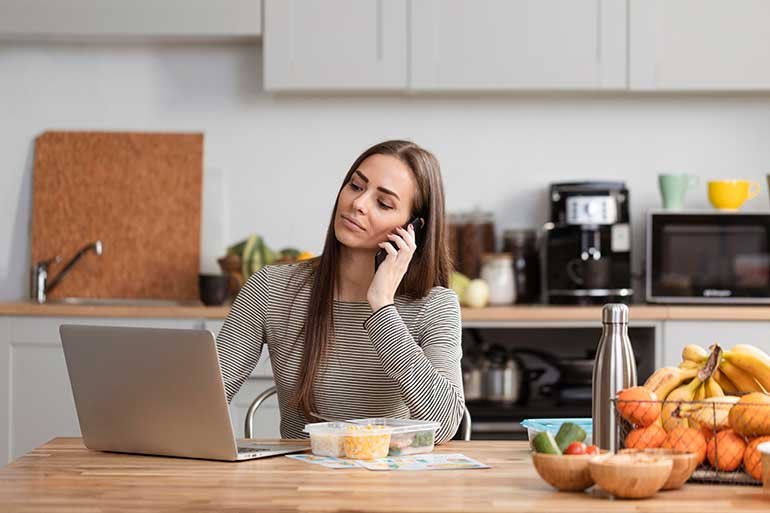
591,303 -> 637,451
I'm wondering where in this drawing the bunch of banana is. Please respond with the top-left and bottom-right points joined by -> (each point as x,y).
643,343 -> 723,431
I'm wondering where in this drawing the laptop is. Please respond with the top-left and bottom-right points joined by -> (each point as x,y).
60,324 -> 308,461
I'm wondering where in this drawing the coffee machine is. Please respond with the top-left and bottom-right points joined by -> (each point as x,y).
544,182 -> 633,305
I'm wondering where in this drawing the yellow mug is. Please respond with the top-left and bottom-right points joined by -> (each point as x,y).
707,180 -> 761,211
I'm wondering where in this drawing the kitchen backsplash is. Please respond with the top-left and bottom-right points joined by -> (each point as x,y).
3,42 -> 770,300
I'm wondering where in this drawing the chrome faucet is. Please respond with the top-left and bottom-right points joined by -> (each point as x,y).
32,240 -> 103,303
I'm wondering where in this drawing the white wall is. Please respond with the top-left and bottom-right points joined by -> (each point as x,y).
3,41 -> 770,300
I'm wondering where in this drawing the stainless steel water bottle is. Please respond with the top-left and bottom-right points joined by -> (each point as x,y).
592,303 -> 637,451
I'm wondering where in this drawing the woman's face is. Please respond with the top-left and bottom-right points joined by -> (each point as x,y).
334,153 -> 418,251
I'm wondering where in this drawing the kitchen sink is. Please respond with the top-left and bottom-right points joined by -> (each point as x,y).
46,297 -> 203,307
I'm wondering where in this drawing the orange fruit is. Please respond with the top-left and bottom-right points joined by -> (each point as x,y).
743,436 -> 770,480
662,426 -> 707,464
625,424 -> 667,450
707,429 -> 746,471
616,386 -> 661,427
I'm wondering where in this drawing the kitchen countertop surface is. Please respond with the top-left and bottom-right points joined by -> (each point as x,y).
1,438 -> 766,513
4,302 -> 770,321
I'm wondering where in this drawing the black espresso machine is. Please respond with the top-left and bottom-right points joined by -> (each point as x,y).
543,182 -> 633,305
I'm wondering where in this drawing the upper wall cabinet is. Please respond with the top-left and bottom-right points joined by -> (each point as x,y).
263,0 -> 407,91
0,0 -> 262,39
410,0 -> 627,91
630,0 -> 770,90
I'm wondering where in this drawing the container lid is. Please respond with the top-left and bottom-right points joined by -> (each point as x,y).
348,417 -> 441,434
520,418 -> 593,433
602,303 -> 629,324
303,420 -> 396,436
303,421 -> 355,435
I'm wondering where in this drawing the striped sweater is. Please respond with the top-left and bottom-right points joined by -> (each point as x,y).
215,262 -> 465,443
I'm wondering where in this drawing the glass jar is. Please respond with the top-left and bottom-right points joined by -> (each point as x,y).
459,211 -> 496,279
480,253 -> 516,305
502,229 -> 541,304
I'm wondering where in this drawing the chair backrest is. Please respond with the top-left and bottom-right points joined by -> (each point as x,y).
244,385 -> 472,442
245,385 -> 278,438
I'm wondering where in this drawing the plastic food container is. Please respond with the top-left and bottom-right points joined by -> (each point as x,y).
303,421 -> 394,459
303,422 -> 353,458
520,418 -> 593,447
349,418 -> 441,456
342,424 -> 393,459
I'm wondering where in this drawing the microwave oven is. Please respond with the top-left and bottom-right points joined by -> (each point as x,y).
646,211 -> 770,304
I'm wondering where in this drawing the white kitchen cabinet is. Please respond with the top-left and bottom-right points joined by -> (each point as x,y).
0,316 -> 204,464
630,0 -> 770,90
263,0 -> 408,91
410,0 -> 627,91
0,0 -> 261,39
661,321 -> 770,368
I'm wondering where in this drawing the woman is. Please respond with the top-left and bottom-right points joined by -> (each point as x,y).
216,140 -> 464,444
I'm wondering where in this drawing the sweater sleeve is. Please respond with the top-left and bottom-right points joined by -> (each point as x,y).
215,266 -> 270,403
363,287 -> 465,444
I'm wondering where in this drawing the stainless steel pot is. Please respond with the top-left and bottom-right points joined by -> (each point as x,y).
481,345 -> 545,404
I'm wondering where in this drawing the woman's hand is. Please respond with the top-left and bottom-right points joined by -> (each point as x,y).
367,224 -> 417,311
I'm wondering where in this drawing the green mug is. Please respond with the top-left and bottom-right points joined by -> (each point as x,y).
659,174 -> 699,210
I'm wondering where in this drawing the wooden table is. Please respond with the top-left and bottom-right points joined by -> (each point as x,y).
1,439 -> 769,512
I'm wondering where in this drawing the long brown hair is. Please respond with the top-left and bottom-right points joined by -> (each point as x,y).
295,140 -> 451,421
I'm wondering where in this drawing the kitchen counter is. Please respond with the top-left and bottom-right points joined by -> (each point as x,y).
1,438 -> 766,513
4,301 -> 770,321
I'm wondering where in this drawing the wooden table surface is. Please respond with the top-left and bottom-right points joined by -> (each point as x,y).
2,439 -> 770,513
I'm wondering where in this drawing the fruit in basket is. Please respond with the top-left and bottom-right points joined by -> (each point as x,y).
625,424 -> 667,450
678,396 -> 741,433
661,378 -> 703,432
706,429 -> 746,471
743,436 -> 770,480
662,426 -> 707,464
704,376 -> 725,398
723,344 -> 770,392
616,387 -> 661,427
728,392 -> 770,437
682,344 -> 709,365
643,366 -> 699,400
712,368 -> 739,395
719,360 -> 765,393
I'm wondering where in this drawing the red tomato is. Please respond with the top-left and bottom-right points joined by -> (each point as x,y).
564,442 -> 586,455
584,445 -> 600,455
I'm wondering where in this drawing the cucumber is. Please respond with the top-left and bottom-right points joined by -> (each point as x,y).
554,422 -> 586,453
532,431 -> 561,454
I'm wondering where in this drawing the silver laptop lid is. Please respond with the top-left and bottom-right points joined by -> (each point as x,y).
60,325 -> 239,461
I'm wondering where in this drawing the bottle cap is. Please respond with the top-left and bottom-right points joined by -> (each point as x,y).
601,303 -> 629,324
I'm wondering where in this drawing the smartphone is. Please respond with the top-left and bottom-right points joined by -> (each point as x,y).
374,217 -> 425,271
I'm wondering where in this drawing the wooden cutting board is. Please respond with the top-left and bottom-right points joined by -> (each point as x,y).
31,131 -> 203,300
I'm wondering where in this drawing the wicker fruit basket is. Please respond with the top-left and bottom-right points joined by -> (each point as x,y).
613,395 -> 770,486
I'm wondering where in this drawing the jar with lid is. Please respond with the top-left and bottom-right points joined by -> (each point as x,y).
459,210 -> 495,279
502,229 -> 541,304
480,253 -> 516,305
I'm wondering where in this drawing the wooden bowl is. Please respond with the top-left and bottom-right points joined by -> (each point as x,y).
531,453 -> 596,492
642,448 -> 699,490
589,454 -> 673,499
